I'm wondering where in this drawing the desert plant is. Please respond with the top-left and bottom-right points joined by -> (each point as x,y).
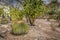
0,8 -> 3,17
21,0 -> 47,26
10,7 -> 23,21
12,22 -> 29,35
1,18 -> 8,24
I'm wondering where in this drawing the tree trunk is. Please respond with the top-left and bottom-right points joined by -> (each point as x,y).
26,16 -> 35,26
26,16 -> 30,25
29,17 -> 35,26
58,20 -> 60,27
2,14 -> 5,18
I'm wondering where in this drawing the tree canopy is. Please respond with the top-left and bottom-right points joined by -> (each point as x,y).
20,0 -> 47,26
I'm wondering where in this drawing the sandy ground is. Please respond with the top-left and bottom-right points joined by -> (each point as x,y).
0,19 -> 60,40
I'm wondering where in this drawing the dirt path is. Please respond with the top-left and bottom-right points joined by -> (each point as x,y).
1,19 -> 60,40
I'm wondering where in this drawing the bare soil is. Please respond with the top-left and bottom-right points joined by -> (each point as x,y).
0,19 -> 60,40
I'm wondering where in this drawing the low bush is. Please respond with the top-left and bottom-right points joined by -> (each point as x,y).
1,18 -> 8,24
12,22 -> 29,35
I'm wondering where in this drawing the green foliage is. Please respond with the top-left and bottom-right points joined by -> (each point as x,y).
0,8 -> 3,16
46,0 -> 58,19
10,7 -> 23,21
1,18 -> 8,24
54,12 -> 60,20
22,0 -> 46,19
12,22 -> 29,35
47,0 -> 60,26
21,0 -> 47,26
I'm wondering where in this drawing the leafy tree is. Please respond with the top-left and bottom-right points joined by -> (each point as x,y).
22,0 -> 46,26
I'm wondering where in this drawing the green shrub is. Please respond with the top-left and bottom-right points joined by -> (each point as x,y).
1,18 -> 8,24
0,8 -> 3,16
12,22 -> 29,35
